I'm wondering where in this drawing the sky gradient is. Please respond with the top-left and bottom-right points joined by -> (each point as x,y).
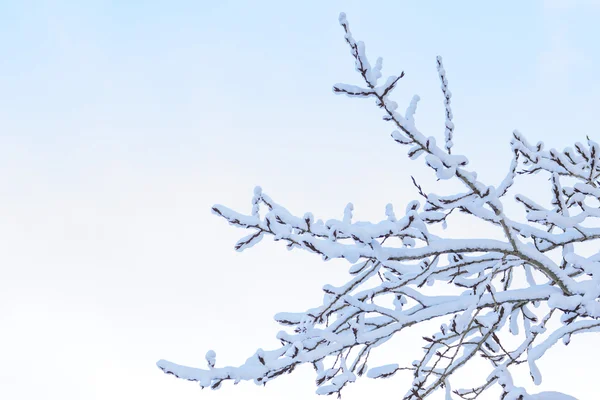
1,1 -> 600,399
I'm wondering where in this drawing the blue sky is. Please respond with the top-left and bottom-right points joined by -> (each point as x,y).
1,1 -> 600,399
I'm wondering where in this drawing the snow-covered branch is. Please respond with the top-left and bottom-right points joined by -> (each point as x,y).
158,13 -> 600,400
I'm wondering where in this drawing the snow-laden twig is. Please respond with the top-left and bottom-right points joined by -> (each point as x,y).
436,56 -> 454,154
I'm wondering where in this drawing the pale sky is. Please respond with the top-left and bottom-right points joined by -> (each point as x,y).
1,1 -> 600,399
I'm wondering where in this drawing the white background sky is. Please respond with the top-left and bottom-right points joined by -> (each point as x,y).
1,1 -> 600,399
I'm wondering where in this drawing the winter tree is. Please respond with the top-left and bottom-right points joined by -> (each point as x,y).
158,13 -> 595,400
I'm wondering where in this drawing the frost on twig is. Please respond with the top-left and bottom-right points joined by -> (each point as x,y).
158,13 -> 600,400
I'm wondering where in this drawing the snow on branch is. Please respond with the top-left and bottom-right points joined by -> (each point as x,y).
159,13 -> 600,400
